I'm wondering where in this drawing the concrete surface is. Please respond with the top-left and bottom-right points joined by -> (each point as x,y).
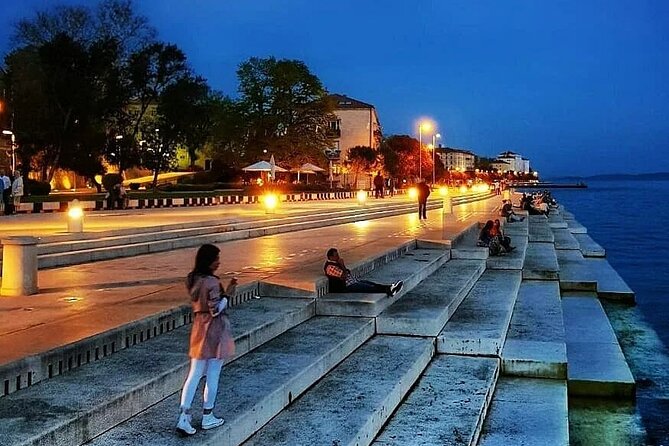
557,250 -> 635,302
573,233 -> 606,257
528,216 -> 555,243
437,270 -> 522,356
552,227 -> 580,250
374,355 -> 499,446
502,280 -> 567,379
522,242 -> 559,280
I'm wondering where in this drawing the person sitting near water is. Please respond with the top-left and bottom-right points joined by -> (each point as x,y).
501,199 -> 525,223
477,220 -> 507,256
521,194 -> 547,216
491,219 -> 515,252
324,248 -> 403,296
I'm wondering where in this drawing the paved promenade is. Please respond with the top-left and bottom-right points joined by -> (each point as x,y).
0,195 -> 502,367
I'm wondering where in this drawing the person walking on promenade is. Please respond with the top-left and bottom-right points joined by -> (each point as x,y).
387,177 -> 395,197
417,178 -> 431,220
176,244 -> 237,436
0,170 -> 12,215
11,169 -> 23,214
373,171 -> 384,199
324,248 -> 403,296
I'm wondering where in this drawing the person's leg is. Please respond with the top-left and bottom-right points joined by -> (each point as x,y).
203,359 -> 224,410
180,359 -> 207,411
421,200 -> 427,219
346,280 -> 391,294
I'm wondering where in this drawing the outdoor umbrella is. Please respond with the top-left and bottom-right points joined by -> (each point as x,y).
292,163 -> 326,183
242,160 -> 287,183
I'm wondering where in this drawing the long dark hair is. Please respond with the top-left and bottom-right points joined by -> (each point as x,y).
186,244 -> 220,289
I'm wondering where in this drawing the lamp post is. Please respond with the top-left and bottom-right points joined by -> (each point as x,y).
2,130 -> 16,172
431,133 -> 441,185
418,122 -> 432,180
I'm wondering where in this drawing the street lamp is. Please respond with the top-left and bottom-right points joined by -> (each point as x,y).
431,133 -> 441,184
2,130 -> 16,172
418,122 -> 432,180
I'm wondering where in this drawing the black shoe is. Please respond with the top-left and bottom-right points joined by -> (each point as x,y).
390,280 -> 404,297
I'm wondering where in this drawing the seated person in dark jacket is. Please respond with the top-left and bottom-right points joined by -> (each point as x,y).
324,248 -> 403,296
501,199 -> 524,222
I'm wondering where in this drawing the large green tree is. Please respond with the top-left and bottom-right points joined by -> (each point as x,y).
347,145 -> 378,187
235,57 -> 335,166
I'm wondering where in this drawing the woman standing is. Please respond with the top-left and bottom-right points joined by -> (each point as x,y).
176,244 -> 237,436
11,170 -> 23,214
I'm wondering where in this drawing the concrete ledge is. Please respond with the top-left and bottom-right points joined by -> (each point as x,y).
0,296 -> 316,446
374,355 -> 499,446
88,317 -> 375,446
437,270 -> 522,356
376,259 -> 485,336
479,377 -> 569,446
557,250 -> 635,302
522,242 -> 559,280
502,281 -> 567,379
487,236 -> 527,271
566,220 -> 587,234
573,233 -> 605,257
562,295 -> 635,398
245,336 -> 434,445
552,228 -> 580,250
528,216 -> 555,243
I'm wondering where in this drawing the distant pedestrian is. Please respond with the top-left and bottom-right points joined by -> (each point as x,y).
373,171 -> 384,199
11,170 -> 23,214
416,178 -> 431,220
176,244 -> 237,436
1,170 -> 12,215
387,177 -> 395,197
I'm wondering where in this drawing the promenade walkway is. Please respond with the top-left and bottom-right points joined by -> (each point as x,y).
0,195 -> 501,368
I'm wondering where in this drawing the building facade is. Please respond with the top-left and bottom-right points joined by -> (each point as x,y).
437,147 -> 476,172
497,151 -> 530,173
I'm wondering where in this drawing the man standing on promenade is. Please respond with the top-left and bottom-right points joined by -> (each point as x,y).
0,170 -> 12,215
324,248 -> 403,296
373,171 -> 384,199
417,178 -> 431,220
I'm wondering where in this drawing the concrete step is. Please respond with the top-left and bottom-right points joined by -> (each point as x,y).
243,336 -> 434,446
552,227 -> 580,250
547,213 -> 568,229
566,219 -> 587,234
376,259 -> 485,336
502,280 -> 567,379
486,235 -> 527,271
0,296 -> 316,446
373,355 -> 499,446
437,270 -> 522,356
562,294 -> 635,397
573,233 -> 606,257
528,216 -> 555,243
88,316 -> 375,446
316,247 -> 451,317
522,242 -> 559,280
556,250 -> 635,302
479,377 -> 569,446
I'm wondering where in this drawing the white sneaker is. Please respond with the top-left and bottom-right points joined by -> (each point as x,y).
390,280 -> 404,296
202,413 -> 225,430
176,412 -> 196,436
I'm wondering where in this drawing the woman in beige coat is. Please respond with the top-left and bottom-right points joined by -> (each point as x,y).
176,244 -> 236,436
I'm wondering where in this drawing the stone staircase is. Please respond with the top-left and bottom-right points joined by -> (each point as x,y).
0,205 -> 639,446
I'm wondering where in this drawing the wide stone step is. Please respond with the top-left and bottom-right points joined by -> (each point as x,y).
373,355 -> 499,446
522,242 -> 559,280
479,377 -> 569,446
437,270 -> 521,356
376,259 -> 486,336
562,294 -> 635,397
566,219 -> 587,234
552,227 -> 580,250
88,316 -> 374,446
486,235 -> 527,271
0,297 -> 316,446
243,336 -> 434,446
556,250 -> 635,302
502,280 -> 567,379
316,248 -> 451,317
573,233 -> 606,257
528,216 -> 554,243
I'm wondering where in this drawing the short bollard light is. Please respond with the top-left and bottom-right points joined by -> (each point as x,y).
357,190 -> 367,206
459,185 -> 468,195
408,187 -> 418,200
67,200 -> 84,233
263,193 -> 278,214
438,186 -> 448,197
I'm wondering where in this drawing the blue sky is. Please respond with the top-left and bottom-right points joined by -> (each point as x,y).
2,0 -> 669,177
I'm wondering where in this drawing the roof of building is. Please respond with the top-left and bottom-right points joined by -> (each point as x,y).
329,94 -> 375,110
492,160 -> 510,165
438,147 -> 475,155
498,151 -> 519,157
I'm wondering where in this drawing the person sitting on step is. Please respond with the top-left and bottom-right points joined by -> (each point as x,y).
500,199 -> 525,223
491,219 -> 515,252
324,248 -> 403,296
477,220 -> 506,256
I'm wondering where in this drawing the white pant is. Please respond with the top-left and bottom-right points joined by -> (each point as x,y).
180,358 -> 224,411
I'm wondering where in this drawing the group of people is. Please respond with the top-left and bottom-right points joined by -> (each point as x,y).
0,169 -> 23,216
177,244 -> 404,436
106,181 -> 128,210
478,219 -> 515,256
520,191 -> 555,216
373,171 -> 396,199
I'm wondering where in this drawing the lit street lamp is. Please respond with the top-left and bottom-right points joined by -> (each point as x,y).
2,130 -> 16,172
418,122 -> 432,180
432,133 -> 441,184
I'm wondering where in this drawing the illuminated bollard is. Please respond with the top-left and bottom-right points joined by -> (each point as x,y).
264,193 -> 278,214
1,236 -> 39,296
357,190 -> 367,206
442,197 -> 454,239
67,200 -> 84,233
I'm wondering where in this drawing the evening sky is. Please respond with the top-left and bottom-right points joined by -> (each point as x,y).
2,0 -> 668,177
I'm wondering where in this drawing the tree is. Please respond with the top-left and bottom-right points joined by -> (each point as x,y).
347,146 -> 378,187
236,57 -> 335,166
382,135 -> 437,182
207,95 -> 247,167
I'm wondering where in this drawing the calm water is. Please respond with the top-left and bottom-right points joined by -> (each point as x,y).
550,180 -> 669,348
549,180 -> 669,444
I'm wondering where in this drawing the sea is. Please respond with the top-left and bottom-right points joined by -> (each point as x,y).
543,180 -> 669,445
